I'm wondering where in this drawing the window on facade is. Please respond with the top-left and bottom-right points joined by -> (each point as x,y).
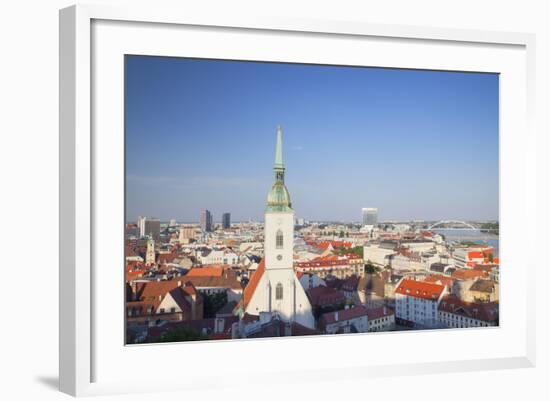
276,230 -> 283,249
276,282 -> 283,300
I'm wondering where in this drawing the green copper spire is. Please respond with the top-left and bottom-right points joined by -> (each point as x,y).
274,125 -> 284,169
266,126 -> 293,212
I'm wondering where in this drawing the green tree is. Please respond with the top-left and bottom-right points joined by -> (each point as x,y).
202,291 -> 228,318
155,327 -> 209,342
364,261 -> 381,274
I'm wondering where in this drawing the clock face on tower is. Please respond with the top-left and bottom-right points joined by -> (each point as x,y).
277,254 -> 282,261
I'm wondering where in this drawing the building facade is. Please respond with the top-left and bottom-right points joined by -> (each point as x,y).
295,253 -> 364,279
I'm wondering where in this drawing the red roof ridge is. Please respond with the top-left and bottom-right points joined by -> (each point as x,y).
395,278 -> 445,300
243,259 -> 265,307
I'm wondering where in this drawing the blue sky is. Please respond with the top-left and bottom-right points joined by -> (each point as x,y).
125,56 -> 499,223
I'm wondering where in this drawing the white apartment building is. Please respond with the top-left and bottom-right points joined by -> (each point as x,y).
395,278 -> 447,328
452,247 -> 491,269
391,253 -> 425,271
363,245 -> 396,267
198,249 -> 239,265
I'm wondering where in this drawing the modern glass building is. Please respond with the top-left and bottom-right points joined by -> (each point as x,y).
222,212 -> 231,229
362,208 -> 378,226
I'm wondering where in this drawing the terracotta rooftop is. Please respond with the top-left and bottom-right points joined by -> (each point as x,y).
243,259 -> 265,307
395,279 -> 445,301
320,305 -> 369,325
424,274 -> 453,288
296,253 -> 361,268
365,306 -> 395,321
438,295 -> 498,323
451,269 -> 487,281
306,286 -> 345,307
186,266 -> 225,277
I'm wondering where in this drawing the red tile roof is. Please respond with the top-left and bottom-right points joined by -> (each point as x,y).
135,279 -> 196,304
424,274 -> 453,288
306,240 -> 353,249
126,269 -> 144,281
243,259 -> 265,307
296,253 -> 361,269
438,295 -> 498,323
320,305 -> 369,325
183,267 -> 241,290
451,269 -> 487,280
365,306 -> 394,321
306,286 -> 346,307
395,279 -> 445,300
468,251 -> 485,259
186,266 -> 225,277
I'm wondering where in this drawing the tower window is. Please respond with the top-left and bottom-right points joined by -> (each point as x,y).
276,283 -> 283,300
276,229 -> 283,249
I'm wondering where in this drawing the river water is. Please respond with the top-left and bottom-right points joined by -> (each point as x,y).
432,229 -> 499,257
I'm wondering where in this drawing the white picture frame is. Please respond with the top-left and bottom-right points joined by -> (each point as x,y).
59,3 -> 536,397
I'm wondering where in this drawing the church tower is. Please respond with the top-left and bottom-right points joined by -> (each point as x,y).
145,236 -> 155,265
243,126 -> 314,329
265,125 -> 294,271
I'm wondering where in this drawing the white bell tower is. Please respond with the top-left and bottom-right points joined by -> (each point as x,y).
243,126 -> 314,329
264,125 -> 295,271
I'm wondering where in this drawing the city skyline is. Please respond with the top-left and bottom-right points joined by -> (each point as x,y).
125,126 -> 500,343
126,56 -> 499,223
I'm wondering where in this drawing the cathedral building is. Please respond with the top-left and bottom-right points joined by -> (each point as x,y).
242,127 -> 315,330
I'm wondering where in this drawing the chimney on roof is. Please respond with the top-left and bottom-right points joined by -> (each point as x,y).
335,311 -> 339,322
177,280 -> 182,287
383,306 -> 387,315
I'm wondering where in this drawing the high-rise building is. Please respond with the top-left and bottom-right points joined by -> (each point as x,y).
138,216 -> 161,241
200,209 -> 213,232
169,219 -> 177,227
243,126 -> 314,330
222,212 -> 231,229
137,216 -> 145,237
362,208 -> 378,226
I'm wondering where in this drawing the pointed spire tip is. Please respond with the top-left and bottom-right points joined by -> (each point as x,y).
274,125 -> 284,168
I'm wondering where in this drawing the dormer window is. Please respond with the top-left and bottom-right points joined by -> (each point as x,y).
276,229 -> 283,249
